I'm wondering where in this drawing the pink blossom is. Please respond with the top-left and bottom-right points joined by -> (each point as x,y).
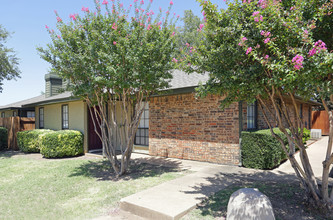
264,55 -> 269,59
150,0 -> 153,2
140,0 -> 144,4
147,24 -> 152,30
242,37 -> 247,41
292,54 -> 304,70
177,15 -> 180,18
112,23 -> 117,30
57,35 -> 61,39
252,11 -> 260,16
69,14 -> 77,20
81,7 -> 89,12
56,17 -> 62,22
260,30 -> 265,36
130,4 -> 132,7
135,8 -> 139,12
254,17 -> 259,22
170,0 -> 173,5
264,38 -> 270,44
186,43 -> 190,47
45,25 -> 49,29
102,0 -> 108,5
172,32 -> 175,36
308,48 -> 317,56
290,6 -> 295,10
120,3 -> 123,7
54,10 -> 58,14
246,47 -> 252,55
259,15 -> 263,21
238,42 -> 242,46
172,58 -> 178,63
166,11 -> 169,14
113,41 -> 117,45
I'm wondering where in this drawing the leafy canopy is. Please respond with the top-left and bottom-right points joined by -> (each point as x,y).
38,0 -> 178,101
181,0 -> 332,107
0,25 -> 20,92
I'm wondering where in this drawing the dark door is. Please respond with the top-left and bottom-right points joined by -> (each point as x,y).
88,106 -> 103,151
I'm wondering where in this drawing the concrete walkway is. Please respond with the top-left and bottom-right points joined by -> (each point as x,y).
119,137 -> 328,220
120,155 -> 263,220
274,136 -> 329,177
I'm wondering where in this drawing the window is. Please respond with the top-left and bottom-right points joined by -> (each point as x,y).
300,104 -> 303,119
27,111 -> 35,118
62,105 -> 69,129
247,101 -> 257,130
1,112 -> 4,118
13,111 -> 17,117
135,103 -> 149,146
39,108 -> 44,128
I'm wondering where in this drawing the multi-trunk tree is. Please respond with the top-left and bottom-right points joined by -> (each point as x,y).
0,25 -> 20,92
38,0 -> 177,176
181,0 -> 333,213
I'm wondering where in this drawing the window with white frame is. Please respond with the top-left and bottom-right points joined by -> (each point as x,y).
62,105 -> 69,129
247,102 -> 257,130
13,111 -> 17,117
39,108 -> 44,128
135,103 -> 149,146
27,111 -> 35,118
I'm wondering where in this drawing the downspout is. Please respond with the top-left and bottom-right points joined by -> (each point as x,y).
239,101 -> 243,167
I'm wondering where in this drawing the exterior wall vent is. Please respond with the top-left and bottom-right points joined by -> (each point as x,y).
310,129 -> 322,139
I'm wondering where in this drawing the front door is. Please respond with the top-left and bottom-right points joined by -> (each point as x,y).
88,106 -> 103,151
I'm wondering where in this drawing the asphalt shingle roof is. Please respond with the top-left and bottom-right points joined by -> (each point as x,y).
1,70 -> 209,108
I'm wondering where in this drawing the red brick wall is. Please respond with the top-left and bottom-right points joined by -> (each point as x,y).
149,93 -> 240,165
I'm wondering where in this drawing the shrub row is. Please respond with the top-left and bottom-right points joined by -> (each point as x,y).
241,128 -> 287,170
17,129 -> 83,158
40,130 -> 84,158
241,128 -> 311,170
17,129 -> 52,153
0,127 -> 8,150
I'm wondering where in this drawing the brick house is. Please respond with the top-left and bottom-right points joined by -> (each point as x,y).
147,70 -> 318,165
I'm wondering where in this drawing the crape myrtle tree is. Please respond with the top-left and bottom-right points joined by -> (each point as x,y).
38,0 -> 178,176
0,25 -> 20,92
180,0 -> 333,212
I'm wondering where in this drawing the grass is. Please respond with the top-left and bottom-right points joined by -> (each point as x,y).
183,178 -> 327,220
0,151 -> 186,219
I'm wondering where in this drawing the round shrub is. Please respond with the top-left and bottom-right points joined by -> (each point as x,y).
241,128 -> 288,170
40,130 -> 84,158
17,129 -> 52,153
0,127 -> 8,151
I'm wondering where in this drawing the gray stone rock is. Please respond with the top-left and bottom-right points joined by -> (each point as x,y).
227,188 -> 275,220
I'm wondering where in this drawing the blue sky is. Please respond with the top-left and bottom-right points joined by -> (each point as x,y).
0,0 -> 224,105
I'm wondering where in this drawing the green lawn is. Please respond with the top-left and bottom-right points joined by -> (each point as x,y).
0,152 -> 185,219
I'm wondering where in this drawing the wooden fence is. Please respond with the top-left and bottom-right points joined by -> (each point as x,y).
0,117 -> 35,150
312,111 -> 330,135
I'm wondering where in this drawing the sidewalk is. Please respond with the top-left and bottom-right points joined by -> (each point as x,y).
120,155 -> 264,220
274,136 -> 328,177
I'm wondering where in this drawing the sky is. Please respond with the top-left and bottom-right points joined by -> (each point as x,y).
0,0 -> 225,106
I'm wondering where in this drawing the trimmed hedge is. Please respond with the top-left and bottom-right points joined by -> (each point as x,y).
40,130 -> 84,158
241,128 -> 288,170
17,129 -> 52,153
0,127 -> 8,150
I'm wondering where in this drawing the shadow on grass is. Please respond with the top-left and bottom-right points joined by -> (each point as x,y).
69,156 -> 184,182
183,171 -> 327,220
0,150 -> 22,159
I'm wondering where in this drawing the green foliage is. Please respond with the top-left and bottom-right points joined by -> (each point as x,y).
17,129 -> 52,153
0,25 -> 20,92
0,127 -> 7,150
183,0 -> 332,108
38,1 -> 178,102
175,10 -> 203,51
40,130 -> 83,158
241,128 -> 288,169
302,128 -> 311,143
